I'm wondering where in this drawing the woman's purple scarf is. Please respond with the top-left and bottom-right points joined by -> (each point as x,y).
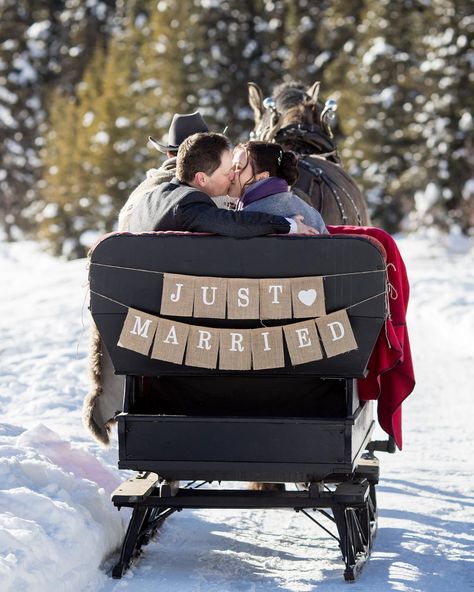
239,177 -> 288,208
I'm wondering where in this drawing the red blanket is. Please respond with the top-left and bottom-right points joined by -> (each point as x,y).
327,226 -> 415,449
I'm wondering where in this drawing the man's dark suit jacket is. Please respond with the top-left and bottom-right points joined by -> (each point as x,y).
127,177 -> 291,237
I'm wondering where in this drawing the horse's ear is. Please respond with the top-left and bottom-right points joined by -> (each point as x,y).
306,81 -> 321,105
248,82 -> 264,124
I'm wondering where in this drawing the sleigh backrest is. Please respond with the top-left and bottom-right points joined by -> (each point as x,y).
89,232 -> 386,378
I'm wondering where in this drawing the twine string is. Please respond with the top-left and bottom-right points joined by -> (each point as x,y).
89,261 -> 389,280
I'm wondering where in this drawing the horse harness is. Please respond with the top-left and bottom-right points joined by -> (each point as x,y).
296,156 -> 364,226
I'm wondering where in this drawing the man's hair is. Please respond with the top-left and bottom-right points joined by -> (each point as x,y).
176,132 -> 231,183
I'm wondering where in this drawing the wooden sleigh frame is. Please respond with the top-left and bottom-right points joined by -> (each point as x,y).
89,232 -> 394,581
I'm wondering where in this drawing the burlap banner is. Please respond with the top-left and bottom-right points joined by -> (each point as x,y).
117,308 -> 358,369
158,273 -> 327,320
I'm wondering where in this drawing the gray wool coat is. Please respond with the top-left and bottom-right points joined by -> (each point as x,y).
242,191 -> 328,234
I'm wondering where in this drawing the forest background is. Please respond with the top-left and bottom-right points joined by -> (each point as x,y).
1,0 -> 472,258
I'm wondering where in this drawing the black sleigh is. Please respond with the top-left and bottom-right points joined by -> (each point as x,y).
89,232 -> 394,581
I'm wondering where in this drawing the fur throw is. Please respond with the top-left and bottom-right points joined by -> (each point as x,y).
83,162 -> 175,445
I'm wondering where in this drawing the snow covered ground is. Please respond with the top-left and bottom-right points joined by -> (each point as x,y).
1,233 -> 473,592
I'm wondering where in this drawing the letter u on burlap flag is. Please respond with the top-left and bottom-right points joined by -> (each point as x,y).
160,273 -> 195,317
251,326 -> 285,370
283,319 -> 323,365
193,277 -> 227,319
151,317 -> 190,364
316,309 -> 358,358
117,308 -> 158,355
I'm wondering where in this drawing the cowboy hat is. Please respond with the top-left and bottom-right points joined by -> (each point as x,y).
148,112 -> 209,153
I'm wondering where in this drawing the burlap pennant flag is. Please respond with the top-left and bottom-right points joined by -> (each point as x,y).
316,309 -> 358,358
160,273 -> 195,317
283,319 -> 323,366
259,278 -> 292,319
117,308 -> 158,355
251,326 -> 285,370
291,276 -> 326,318
185,324 -> 220,368
151,317 -> 190,364
219,329 -> 252,370
193,276 -> 227,318
227,278 -> 260,319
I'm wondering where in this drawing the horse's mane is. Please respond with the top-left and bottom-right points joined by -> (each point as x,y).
271,81 -> 321,129
272,81 -> 308,111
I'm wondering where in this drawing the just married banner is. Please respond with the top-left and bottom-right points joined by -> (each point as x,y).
116,272 -> 358,370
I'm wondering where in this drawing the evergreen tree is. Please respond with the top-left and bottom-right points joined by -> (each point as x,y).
0,0 -> 113,240
324,0 -> 431,232
417,0 -> 473,233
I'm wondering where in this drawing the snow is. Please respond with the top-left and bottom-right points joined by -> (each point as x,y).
1,234 -> 473,591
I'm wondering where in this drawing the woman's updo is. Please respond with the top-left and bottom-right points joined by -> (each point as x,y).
237,141 -> 299,187
278,150 -> 299,186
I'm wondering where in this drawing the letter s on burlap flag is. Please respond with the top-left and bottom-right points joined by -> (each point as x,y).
117,308 -> 158,355
227,278 -> 260,319
316,309 -> 358,358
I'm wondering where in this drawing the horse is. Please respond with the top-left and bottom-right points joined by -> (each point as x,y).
248,81 -> 370,226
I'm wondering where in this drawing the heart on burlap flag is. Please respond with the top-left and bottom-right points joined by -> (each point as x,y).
151,317 -> 190,364
185,324 -> 220,368
259,278 -> 292,319
251,326 -> 285,370
291,276 -> 326,318
117,308 -> 158,355
316,309 -> 358,358
283,319 -> 323,365
160,273 -> 195,317
227,278 -> 260,319
193,276 -> 227,319
219,329 -> 252,370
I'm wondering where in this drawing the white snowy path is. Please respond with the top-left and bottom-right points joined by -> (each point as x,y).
0,235 -> 473,592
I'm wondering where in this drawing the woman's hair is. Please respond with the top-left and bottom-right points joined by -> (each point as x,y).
236,141 -> 299,188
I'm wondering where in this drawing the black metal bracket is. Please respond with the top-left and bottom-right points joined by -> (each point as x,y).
366,436 -> 396,454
